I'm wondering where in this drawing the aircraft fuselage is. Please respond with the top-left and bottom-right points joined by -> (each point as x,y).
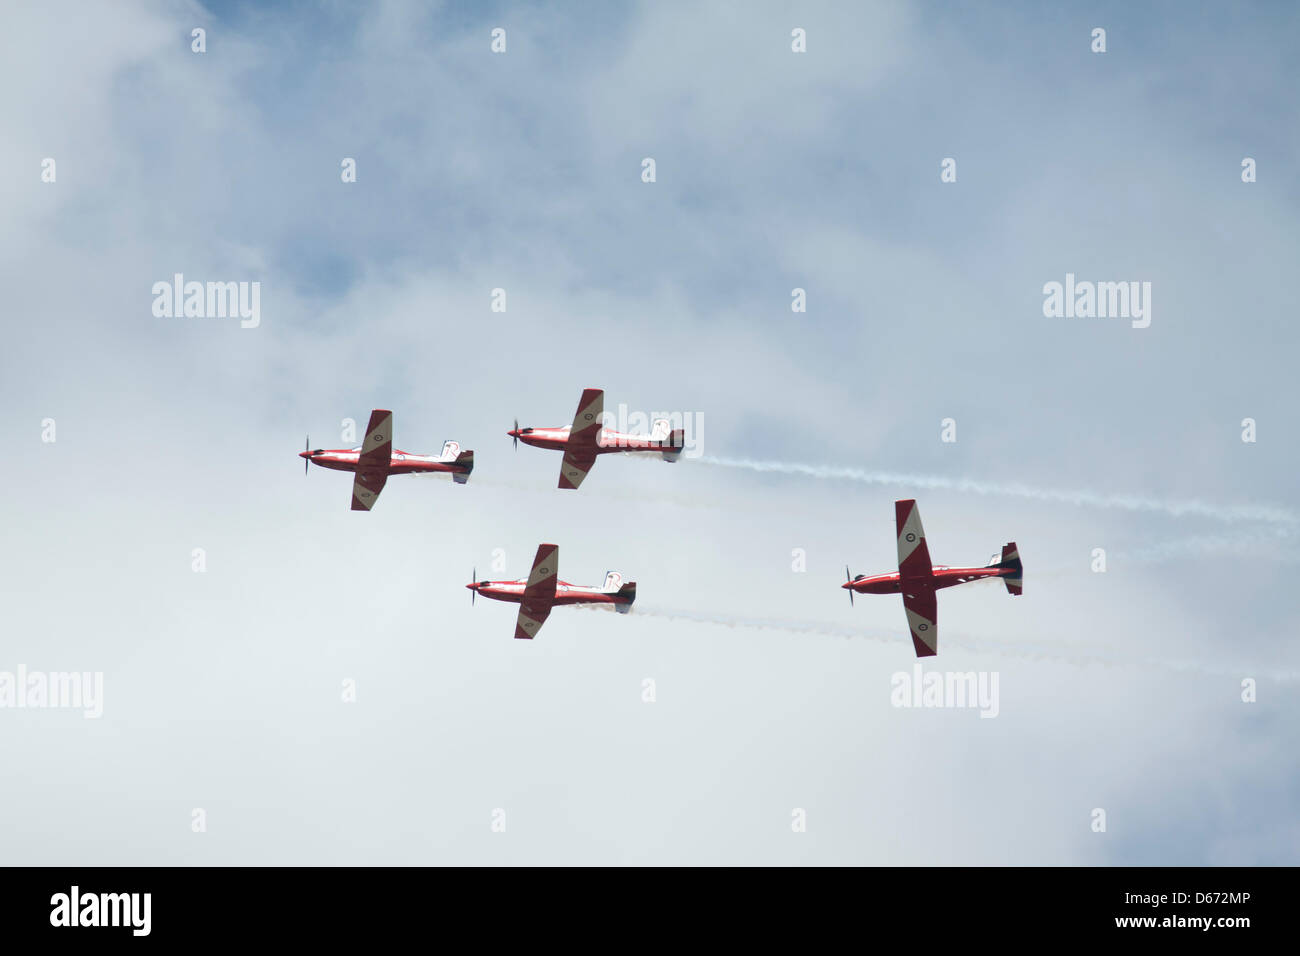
301,448 -> 468,477
508,426 -> 673,455
845,565 -> 1015,595
468,579 -> 635,608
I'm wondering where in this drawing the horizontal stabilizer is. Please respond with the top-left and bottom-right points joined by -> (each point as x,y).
614,581 -> 636,613
998,542 -> 1023,595
661,429 -> 685,462
452,449 -> 474,484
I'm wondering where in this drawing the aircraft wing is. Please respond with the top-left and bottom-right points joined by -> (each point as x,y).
515,602 -> 552,640
558,447 -> 598,490
351,470 -> 388,511
901,584 -> 938,657
558,388 -> 603,490
358,409 -> 393,469
515,543 -> 559,639
895,498 -> 934,579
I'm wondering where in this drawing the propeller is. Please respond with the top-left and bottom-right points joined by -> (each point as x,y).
471,567 -> 476,605
845,565 -> 854,606
512,418 -> 519,451
304,435 -> 310,476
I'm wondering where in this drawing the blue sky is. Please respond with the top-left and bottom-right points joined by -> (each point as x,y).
1,0 -> 1297,864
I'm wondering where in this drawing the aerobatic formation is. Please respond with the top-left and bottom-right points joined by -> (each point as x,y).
301,388 -> 1022,654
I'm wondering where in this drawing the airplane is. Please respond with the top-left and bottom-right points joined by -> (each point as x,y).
299,408 -> 474,511
842,499 -> 1022,657
507,388 -> 685,489
467,543 -> 637,639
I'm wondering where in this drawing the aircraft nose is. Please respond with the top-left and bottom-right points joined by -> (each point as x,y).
298,451 -> 311,459
506,428 -> 518,438
841,581 -> 852,589
466,582 -> 478,590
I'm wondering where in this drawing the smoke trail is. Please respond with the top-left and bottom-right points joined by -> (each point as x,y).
697,456 -> 1298,526
1023,528 -> 1300,575
1113,527 -> 1299,564
630,605 -> 1300,682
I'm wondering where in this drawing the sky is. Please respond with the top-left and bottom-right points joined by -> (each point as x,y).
1,0 -> 1297,865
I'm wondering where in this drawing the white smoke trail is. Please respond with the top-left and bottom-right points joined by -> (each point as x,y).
697,456 -> 1298,526
631,605 -> 1300,682
1023,529 -> 1300,576
1114,527 -> 1299,564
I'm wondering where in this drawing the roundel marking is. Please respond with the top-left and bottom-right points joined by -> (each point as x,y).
905,532 -> 916,542
918,623 -> 929,631
583,413 -> 593,421
540,566 -> 550,575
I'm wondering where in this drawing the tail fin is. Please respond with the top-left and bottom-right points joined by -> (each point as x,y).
994,542 -> 1022,595
452,449 -> 474,484
661,428 -> 685,462
614,580 -> 636,613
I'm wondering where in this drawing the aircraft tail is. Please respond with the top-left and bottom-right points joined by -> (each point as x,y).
661,428 -> 685,463
991,542 -> 1022,595
452,449 -> 474,484
614,580 -> 637,613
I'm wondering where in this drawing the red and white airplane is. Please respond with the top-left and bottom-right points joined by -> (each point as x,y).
299,408 -> 474,511
467,543 -> 637,639
507,388 -> 684,489
843,499 -> 1022,657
